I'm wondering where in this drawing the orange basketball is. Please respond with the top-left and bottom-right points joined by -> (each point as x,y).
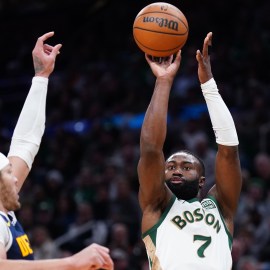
133,2 -> 189,57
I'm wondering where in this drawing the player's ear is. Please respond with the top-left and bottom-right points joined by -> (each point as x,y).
199,176 -> 206,188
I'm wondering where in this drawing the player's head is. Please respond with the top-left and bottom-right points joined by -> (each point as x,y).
165,150 -> 205,200
0,152 -> 20,212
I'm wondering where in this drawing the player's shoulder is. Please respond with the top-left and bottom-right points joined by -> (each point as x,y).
0,211 -> 11,235
0,211 -> 9,222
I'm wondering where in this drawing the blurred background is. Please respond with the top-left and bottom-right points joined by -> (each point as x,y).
1,0 -> 270,269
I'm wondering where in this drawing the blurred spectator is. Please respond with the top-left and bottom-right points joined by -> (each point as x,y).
108,222 -> 131,252
109,177 -> 141,245
111,248 -> 130,270
55,201 -> 108,253
254,152 -> 270,190
31,226 -> 60,259
52,191 -> 76,238
236,256 -> 258,270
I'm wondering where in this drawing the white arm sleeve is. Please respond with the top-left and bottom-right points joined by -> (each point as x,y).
201,78 -> 239,146
8,76 -> 49,169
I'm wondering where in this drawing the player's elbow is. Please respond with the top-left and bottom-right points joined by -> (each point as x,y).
140,142 -> 163,158
218,145 -> 239,159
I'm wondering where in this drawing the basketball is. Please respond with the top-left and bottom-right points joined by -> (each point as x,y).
133,2 -> 189,57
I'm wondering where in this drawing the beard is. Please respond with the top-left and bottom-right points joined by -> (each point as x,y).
165,178 -> 200,201
2,194 -> 21,211
0,184 -> 21,211
6,199 -> 21,211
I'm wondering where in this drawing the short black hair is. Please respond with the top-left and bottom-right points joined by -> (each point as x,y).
167,149 -> 206,176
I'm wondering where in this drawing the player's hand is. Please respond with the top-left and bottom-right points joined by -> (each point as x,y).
196,32 -> 213,84
145,50 -> 181,81
32,31 -> 62,78
70,243 -> 114,270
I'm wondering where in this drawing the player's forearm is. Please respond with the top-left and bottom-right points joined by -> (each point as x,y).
141,78 -> 172,150
0,257 -> 72,270
8,76 -> 48,169
201,78 -> 238,146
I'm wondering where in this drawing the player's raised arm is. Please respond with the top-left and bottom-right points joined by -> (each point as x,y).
137,52 -> 182,230
196,32 -> 242,234
7,32 -> 62,192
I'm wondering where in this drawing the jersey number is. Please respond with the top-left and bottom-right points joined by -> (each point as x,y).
16,234 -> 33,257
193,235 -> 212,258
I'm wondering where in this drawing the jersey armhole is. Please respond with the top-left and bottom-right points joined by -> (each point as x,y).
206,195 -> 233,249
142,195 -> 176,239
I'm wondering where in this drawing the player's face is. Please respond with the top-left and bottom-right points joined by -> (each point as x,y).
0,164 -> 20,212
165,152 -> 203,200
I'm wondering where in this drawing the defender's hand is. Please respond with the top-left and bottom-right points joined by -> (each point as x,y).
196,32 -> 213,84
32,31 -> 62,78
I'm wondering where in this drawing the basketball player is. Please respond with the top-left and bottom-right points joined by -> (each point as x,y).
0,32 -> 113,270
137,32 -> 242,269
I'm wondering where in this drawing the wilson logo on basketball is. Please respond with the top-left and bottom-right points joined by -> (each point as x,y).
143,17 -> 178,31
133,2 -> 188,57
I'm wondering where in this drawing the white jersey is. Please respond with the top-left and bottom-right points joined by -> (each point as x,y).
143,195 -> 232,270
0,211 -> 15,250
